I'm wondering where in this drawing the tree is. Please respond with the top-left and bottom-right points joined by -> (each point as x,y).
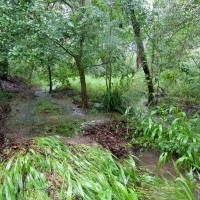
32,0 -> 104,108
129,1 -> 155,105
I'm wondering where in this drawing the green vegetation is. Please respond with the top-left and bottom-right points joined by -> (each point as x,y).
126,106 -> 200,174
32,100 -> 61,115
0,137 -> 196,200
0,91 -> 17,102
69,74 -> 146,112
0,0 -> 199,199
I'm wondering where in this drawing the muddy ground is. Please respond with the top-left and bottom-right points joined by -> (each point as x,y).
0,86 -> 180,179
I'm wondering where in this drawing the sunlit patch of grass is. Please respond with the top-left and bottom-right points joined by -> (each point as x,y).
69,73 -> 146,106
69,75 -> 106,103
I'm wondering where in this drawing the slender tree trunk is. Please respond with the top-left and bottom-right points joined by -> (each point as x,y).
104,63 -> 111,93
100,57 -> 109,92
108,62 -> 112,93
75,58 -> 88,108
0,58 -> 9,80
108,5 -> 112,94
130,3 -> 155,105
105,64 -> 109,92
29,64 -> 35,83
48,64 -> 53,93
151,46 -> 155,78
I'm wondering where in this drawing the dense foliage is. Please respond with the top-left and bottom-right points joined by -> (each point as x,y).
126,106 -> 200,174
0,137 -> 196,200
1,0 -> 198,107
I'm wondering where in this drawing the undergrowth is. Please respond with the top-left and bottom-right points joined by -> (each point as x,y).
102,87 -> 126,113
125,106 -> 200,177
0,137 -> 196,200
69,74 -> 146,112
0,137 -> 138,200
32,100 -> 61,114
0,91 -> 17,102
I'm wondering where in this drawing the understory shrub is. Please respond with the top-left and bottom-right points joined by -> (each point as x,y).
0,91 -> 16,102
126,106 -> 200,175
102,87 -> 127,113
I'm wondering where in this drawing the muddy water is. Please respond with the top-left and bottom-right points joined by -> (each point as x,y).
8,90 -> 113,141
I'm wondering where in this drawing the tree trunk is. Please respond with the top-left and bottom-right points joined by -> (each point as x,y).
0,103 -> 11,150
130,3 -> 155,105
29,64 -> 35,83
48,64 -> 53,93
0,58 -> 9,80
109,62 -> 112,93
75,58 -> 88,108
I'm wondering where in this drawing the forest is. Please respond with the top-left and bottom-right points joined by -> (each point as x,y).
0,0 -> 200,199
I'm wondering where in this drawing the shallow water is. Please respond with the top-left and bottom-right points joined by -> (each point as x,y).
8,90 -> 113,140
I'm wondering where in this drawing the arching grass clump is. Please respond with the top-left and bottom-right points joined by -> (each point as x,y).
0,137 -> 138,200
0,137 -> 196,200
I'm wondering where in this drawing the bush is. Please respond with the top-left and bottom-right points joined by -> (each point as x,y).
126,106 -> 200,174
102,87 -> 126,113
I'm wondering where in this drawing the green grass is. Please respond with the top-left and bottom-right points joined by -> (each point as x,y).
0,137 -> 138,200
32,100 -> 61,114
69,73 -> 146,106
55,119 -> 81,136
0,91 -> 17,102
139,174 -> 196,200
69,76 -> 106,103
0,137 -> 196,200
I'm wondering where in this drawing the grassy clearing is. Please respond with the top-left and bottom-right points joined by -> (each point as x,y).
69,73 -> 146,106
69,76 -> 106,103
0,137 -> 196,200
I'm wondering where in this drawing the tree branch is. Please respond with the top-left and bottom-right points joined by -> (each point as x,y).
61,0 -> 74,12
52,39 -> 76,58
86,61 -> 110,68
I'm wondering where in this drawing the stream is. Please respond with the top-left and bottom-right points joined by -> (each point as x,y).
8,89 -> 113,141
